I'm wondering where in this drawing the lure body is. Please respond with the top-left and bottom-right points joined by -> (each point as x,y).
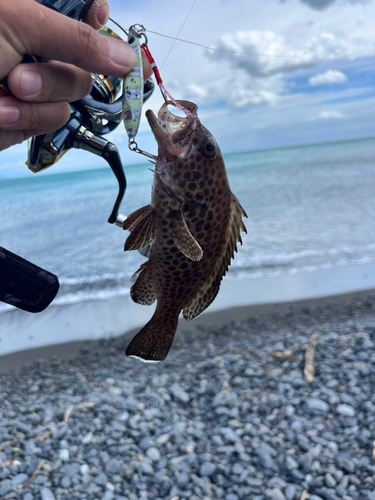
123,28 -> 144,140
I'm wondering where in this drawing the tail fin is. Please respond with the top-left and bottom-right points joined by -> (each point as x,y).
126,308 -> 179,361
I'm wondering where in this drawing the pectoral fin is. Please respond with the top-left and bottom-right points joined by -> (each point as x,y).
171,210 -> 203,261
183,193 -> 247,321
124,205 -> 155,251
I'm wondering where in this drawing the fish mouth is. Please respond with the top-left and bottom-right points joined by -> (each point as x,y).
146,101 -> 198,157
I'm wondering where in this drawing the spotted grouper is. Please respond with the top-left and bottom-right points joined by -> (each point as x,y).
123,100 -> 247,361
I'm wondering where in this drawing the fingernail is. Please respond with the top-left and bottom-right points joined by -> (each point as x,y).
21,70 -> 42,97
107,38 -> 137,72
97,3 -> 109,25
0,106 -> 20,124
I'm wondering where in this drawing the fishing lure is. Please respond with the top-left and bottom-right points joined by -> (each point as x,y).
123,25 -> 145,146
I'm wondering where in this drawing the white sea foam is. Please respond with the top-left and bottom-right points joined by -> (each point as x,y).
226,254 -> 375,281
59,271 -> 130,286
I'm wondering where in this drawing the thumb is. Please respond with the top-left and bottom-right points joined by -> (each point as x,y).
3,0 -> 137,78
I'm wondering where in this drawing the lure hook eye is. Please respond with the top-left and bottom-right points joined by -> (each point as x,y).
128,24 -> 148,46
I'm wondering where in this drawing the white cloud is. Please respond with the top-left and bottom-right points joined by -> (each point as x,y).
315,110 -> 345,120
226,75 -> 281,108
296,0 -> 369,10
170,73 -> 281,110
185,83 -> 208,100
309,70 -> 348,86
210,30 -> 375,78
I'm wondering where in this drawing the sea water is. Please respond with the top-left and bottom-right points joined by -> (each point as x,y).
1,136 -> 375,314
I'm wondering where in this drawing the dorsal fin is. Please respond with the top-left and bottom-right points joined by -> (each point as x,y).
130,262 -> 156,306
183,193 -> 247,321
124,204 -> 155,251
171,210 -> 203,261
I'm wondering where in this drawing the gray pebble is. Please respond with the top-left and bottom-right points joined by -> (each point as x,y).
199,462 -> 217,477
232,463 -> 244,474
306,398 -> 329,413
335,483 -> 347,497
61,462 -> 80,477
285,404 -> 295,416
138,437 -> 155,451
221,427 -> 239,443
11,473 -> 28,486
170,383 -> 190,403
95,472 -> 108,486
40,488 -> 56,500
102,490 -> 115,500
80,464 -> 90,475
285,485 -> 296,500
336,404 -> 356,417
177,471 -> 189,489
146,446 -> 161,461
60,476 -> 71,488
246,477 -> 263,487
266,488 -> 286,499
33,474 -> 48,485
325,473 -> 337,488
256,444 -> 276,469
140,461 -> 154,474
285,456 -> 298,471
105,458 -> 121,475
16,422 -> 31,436
268,477 -> 287,489
315,488 -> 340,500
58,449 -> 69,462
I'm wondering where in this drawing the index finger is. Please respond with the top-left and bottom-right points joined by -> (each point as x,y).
1,0 -> 137,78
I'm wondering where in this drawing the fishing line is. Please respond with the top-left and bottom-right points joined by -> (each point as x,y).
160,0 -> 198,70
146,29 -> 308,59
109,17 -> 128,37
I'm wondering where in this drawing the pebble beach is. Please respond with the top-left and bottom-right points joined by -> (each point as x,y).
1,290 -> 375,500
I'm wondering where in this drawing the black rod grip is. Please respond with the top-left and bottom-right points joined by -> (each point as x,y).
0,247 -> 59,313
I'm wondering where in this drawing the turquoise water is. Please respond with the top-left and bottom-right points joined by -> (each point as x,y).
1,137 -> 375,311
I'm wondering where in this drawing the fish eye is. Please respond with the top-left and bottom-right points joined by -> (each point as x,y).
202,139 -> 215,157
128,36 -> 135,44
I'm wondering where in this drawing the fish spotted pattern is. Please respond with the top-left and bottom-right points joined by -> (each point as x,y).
123,100 -> 247,361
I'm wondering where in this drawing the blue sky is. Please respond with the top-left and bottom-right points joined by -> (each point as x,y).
1,0 -> 375,179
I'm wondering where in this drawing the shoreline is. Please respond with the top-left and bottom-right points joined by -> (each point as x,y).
1,285 -> 374,373
1,261 -> 375,362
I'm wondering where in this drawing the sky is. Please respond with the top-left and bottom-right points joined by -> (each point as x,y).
1,0 -> 375,179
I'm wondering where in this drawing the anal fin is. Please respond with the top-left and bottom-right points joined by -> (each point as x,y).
130,262 -> 156,305
124,204 -> 155,251
171,210 -> 203,261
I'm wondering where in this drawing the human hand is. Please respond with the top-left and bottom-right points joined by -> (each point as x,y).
0,0 -> 152,152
